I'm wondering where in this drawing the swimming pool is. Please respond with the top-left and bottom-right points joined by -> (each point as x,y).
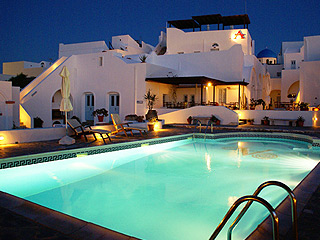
0,133 -> 319,240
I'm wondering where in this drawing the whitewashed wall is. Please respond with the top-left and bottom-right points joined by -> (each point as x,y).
0,127 -> 65,145
304,35 -> 320,61
281,69 -> 300,101
148,45 -> 244,82
59,41 -> 108,58
166,28 -> 252,55
235,110 -> 320,127
300,61 -> 320,106
158,106 -> 238,125
0,81 -> 14,130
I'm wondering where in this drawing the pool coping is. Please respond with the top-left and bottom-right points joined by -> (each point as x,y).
246,161 -> 320,240
0,132 -> 319,239
0,131 -> 317,170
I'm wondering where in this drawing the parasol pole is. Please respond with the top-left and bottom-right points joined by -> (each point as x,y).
65,111 -> 68,136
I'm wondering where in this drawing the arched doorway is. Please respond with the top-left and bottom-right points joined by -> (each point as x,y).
287,81 -> 299,99
52,90 -> 73,126
108,92 -> 119,122
270,90 -> 281,109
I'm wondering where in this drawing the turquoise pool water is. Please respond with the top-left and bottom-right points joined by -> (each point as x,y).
0,137 -> 319,240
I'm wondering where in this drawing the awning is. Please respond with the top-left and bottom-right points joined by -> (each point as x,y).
167,19 -> 200,30
168,14 -> 250,30
146,76 -> 248,86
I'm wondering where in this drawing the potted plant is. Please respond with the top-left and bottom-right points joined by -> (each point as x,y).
257,99 -> 266,110
34,117 -> 43,128
147,117 -> 157,131
187,116 -> 193,124
262,116 -> 270,125
139,55 -> 148,63
144,89 -> 158,121
210,115 -> 221,125
298,102 -> 309,111
92,108 -> 108,122
247,119 -> 254,125
137,116 -> 144,122
296,116 -> 305,127
249,98 -> 257,110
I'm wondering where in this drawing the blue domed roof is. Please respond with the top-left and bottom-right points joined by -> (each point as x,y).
257,48 -> 277,58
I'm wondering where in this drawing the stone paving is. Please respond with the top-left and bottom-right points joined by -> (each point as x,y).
0,124 -> 319,239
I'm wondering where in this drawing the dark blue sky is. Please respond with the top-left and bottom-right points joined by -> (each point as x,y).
1,0 -> 320,74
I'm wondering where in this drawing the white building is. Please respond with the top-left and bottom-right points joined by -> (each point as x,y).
19,14 -> 269,128
3,61 -> 52,78
0,80 -> 20,130
259,35 -> 320,109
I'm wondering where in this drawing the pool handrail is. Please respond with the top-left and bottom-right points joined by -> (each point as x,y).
209,195 -> 279,240
193,119 -> 202,133
204,120 -> 214,134
227,180 -> 297,240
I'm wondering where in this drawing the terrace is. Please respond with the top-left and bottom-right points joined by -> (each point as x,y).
0,124 -> 319,239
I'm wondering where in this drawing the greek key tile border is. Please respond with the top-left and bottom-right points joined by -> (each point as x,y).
193,132 -> 314,144
1,132 -> 317,169
0,134 -> 193,170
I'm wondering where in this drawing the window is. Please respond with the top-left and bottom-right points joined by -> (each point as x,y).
116,95 -> 119,106
184,95 -> 188,103
219,89 -> 226,103
99,57 -> 103,66
291,60 -> 296,69
191,95 -> 195,103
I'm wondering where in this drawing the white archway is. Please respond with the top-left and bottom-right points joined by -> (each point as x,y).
51,90 -> 73,125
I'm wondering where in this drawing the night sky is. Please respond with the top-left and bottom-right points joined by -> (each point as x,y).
1,0 -> 320,73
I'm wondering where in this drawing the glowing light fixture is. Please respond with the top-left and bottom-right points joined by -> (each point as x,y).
0,136 -> 4,141
313,108 -> 319,111
207,82 -> 212,87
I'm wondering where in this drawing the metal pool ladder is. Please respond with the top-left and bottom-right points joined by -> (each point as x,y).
204,120 -> 214,134
209,180 -> 298,240
193,120 -> 214,134
193,119 -> 202,133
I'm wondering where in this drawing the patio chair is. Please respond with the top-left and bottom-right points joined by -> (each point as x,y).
67,119 -> 112,144
111,114 -> 147,137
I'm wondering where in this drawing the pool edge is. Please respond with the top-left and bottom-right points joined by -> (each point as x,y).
0,132 -> 318,239
0,190 -> 141,240
246,161 -> 320,240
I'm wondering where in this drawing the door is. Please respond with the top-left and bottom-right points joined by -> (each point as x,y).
163,94 -> 168,107
109,93 -> 119,122
219,88 -> 226,104
85,93 -> 94,122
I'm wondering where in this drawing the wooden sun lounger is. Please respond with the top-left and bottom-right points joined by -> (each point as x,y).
67,119 -> 112,144
111,114 -> 147,137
